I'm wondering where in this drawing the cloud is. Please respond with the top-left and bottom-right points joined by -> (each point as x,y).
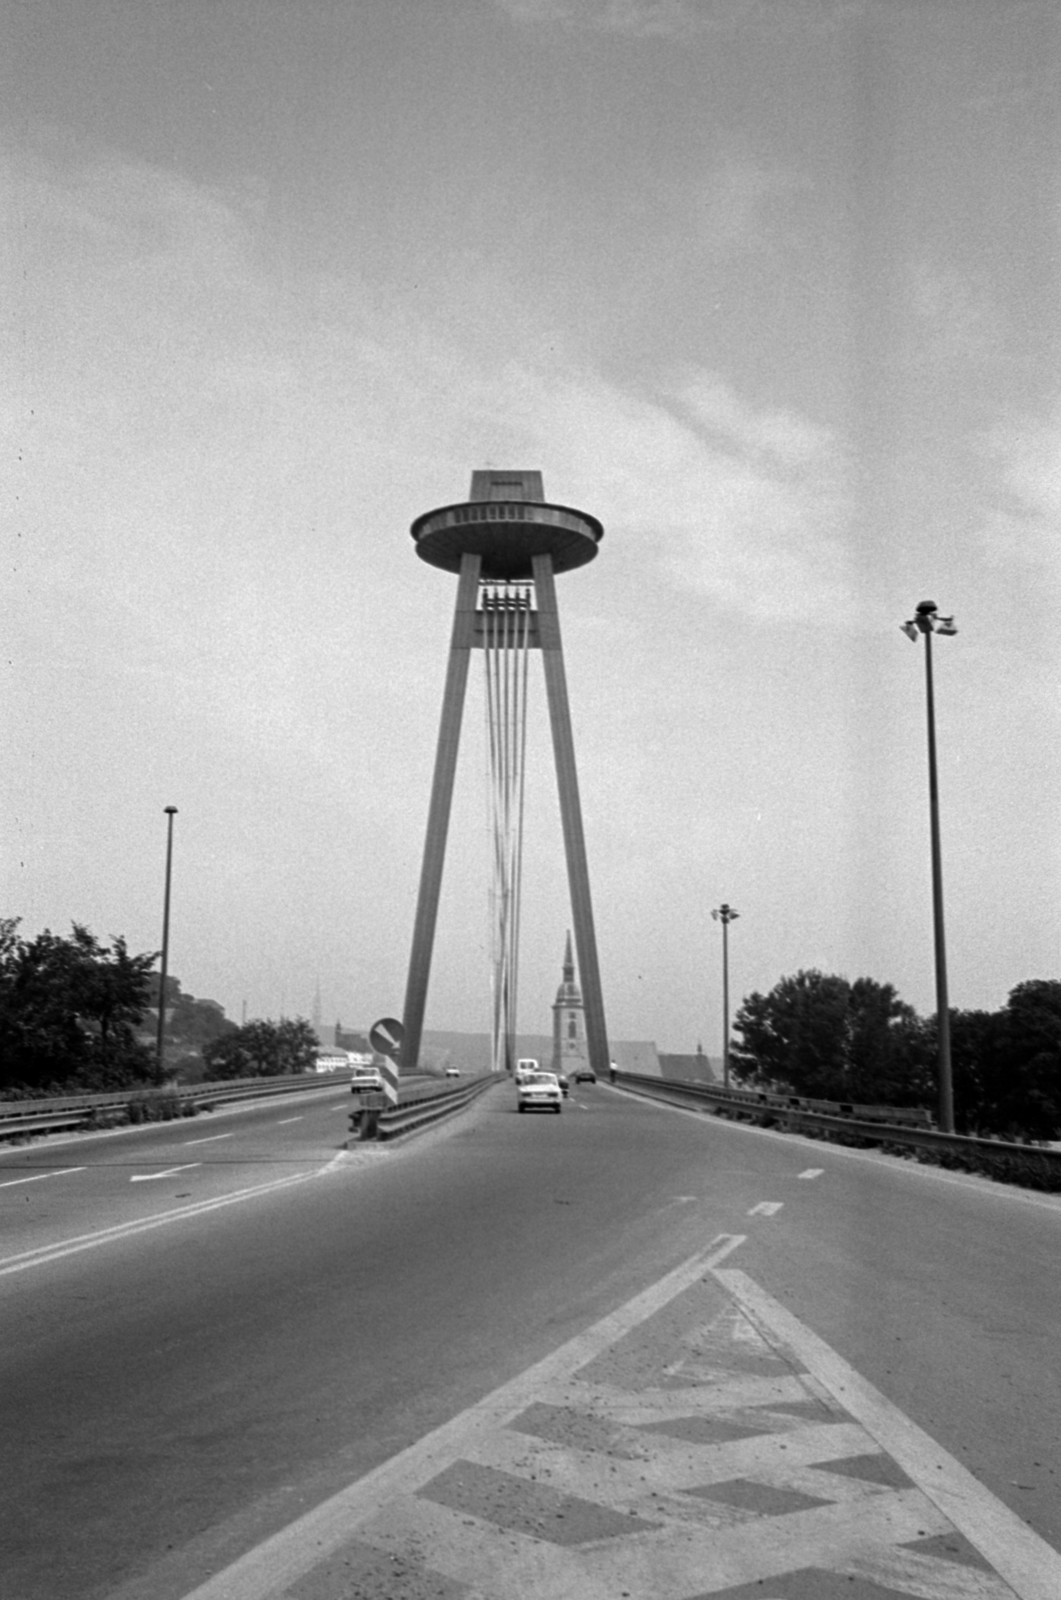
978,406 -> 1061,577
685,151 -> 811,261
4,130 -> 854,715
908,258 -> 997,363
492,0 -> 866,38
466,362 -> 853,621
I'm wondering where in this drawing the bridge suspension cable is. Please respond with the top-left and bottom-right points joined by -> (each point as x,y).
481,583 -> 533,1075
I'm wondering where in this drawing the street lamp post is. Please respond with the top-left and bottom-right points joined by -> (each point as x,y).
711,903 -> 739,1090
901,601 -> 957,1133
156,806 -> 178,1080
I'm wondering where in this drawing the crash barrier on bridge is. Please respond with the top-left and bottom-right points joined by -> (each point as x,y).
0,1071 -> 361,1143
612,1071 -> 1061,1194
348,1072 -> 497,1143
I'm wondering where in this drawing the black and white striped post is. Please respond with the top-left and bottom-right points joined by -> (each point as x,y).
349,1017 -> 403,1141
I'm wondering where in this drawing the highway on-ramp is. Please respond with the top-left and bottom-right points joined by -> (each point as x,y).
2,1078 -> 1059,1599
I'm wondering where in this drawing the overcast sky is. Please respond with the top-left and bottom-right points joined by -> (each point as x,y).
5,0 -> 1060,1053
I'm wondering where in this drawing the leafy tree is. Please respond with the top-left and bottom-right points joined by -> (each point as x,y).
845,977 -> 933,1105
203,1017 -> 317,1080
935,1008 -> 998,1135
730,969 -> 931,1106
0,920 -> 159,1095
201,1030 -> 255,1081
923,987 -> 1061,1140
144,971 -> 183,1013
166,992 -> 236,1051
981,981 -> 1061,1140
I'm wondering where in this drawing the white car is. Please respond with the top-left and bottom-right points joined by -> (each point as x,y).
350,1066 -> 383,1092
517,1071 -> 563,1114
444,1066 -> 461,1078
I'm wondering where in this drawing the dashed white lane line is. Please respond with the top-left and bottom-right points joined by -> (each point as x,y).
276,1116 -> 303,1125
717,1266 -> 1061,1600
748,1201 -> 784,1216
799,1167 -> 824,1179
130,1164 -> 201,1183
182,1132 -> 235,1146
0,1166 -> 85,1189
620,1086 -> 1061,1213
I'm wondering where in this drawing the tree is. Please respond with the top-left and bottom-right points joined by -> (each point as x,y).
0,921 -> 159,1094
730,969 -> 931,1106
203,1017 -> 318,1080
984,981 -> 1061,1140
937,1007 -> 999,1136
166,992 -> 236,1052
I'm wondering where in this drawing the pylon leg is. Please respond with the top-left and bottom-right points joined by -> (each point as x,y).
532,553 -> 611,1078
401,553 -> 481,1071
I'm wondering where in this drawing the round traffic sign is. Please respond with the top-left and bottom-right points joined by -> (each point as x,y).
369,1017 -> 404,1058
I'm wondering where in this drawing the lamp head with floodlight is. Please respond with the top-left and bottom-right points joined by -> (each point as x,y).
901,602 -> 957,640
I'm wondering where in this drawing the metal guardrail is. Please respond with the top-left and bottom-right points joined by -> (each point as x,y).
613,1071 -> 1061,1179
0,1071 -> 362,1141
349,1073 -> 498,1142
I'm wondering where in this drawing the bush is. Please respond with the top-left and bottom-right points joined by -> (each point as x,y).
126,1089 -> 194,1124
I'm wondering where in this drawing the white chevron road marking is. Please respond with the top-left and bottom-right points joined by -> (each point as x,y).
716,1267 -> 1060,1600
167,1231 -> 1055,1600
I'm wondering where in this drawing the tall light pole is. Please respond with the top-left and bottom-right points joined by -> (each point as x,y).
711,903 -> 739,1090
901,601 -> 957,1133
156,806 -> 178,1081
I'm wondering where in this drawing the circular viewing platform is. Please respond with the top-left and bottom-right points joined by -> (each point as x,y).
411,500 -> 603,580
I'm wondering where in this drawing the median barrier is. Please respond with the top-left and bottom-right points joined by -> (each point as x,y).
348,1073 -> 497,1144
0,1071 -> 360,1143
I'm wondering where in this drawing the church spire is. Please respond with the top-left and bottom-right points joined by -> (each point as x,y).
551,931 -> 587,1074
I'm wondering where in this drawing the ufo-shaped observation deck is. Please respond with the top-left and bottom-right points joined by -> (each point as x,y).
411,498 -> 603,581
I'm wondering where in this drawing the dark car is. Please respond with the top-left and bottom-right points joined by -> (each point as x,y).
574,1066 -> 597,1084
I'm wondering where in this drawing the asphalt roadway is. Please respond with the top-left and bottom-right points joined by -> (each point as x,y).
1,1078 -> 1059,1599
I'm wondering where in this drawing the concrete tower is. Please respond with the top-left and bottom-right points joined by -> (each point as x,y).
400,470 -> 610,1078
551,930 -> 588,1076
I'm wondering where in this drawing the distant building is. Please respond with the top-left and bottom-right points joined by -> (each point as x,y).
313,1051 -> 351,1074
658,1045 -> 718,1084
551,931 -> 589,1076
335,1022 -> 375,1057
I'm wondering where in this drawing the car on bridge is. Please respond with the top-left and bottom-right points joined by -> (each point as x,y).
573,1065 -> 597,1084
350,1065 -> 383,1092
517,1071 -> 563,1114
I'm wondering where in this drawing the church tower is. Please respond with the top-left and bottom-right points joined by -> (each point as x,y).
551,931 -> 588,1075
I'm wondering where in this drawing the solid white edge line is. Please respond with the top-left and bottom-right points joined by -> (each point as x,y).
0,1168 -> 324,1276
175,1233 -> 748,1600
714,1265 -> 1061,1600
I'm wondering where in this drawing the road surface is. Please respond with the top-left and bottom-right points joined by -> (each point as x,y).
2,1078 -> 1059,1598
